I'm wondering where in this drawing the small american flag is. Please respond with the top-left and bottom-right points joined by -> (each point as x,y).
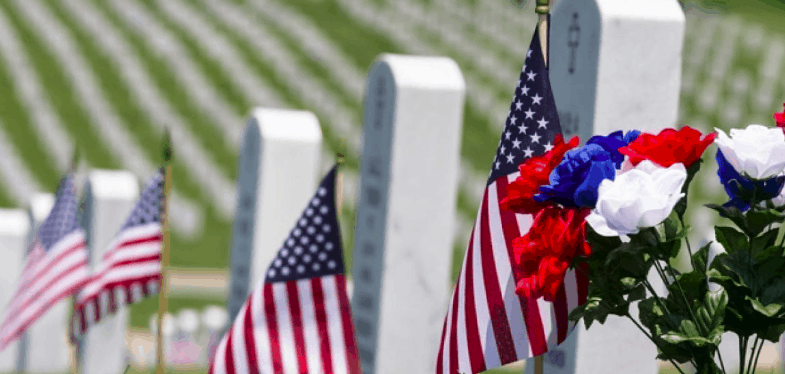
209,165 -> 361,374
0,173 -> 90,350
435,27 -> 588,373
71,169 -> 164,339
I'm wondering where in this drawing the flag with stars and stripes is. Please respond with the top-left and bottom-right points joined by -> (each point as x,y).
70,169 -> 164,339
209,165 -> 361,374
435,27 -> 588,373
0,173 -> 90,350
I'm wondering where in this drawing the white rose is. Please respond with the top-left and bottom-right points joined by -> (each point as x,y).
585,160 -> 687,238
714,124 -> 785,180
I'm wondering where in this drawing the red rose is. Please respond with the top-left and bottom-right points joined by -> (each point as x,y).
501,134 -> 580,214
775,103 -> 785,129
512,206 -> 591,301
619,126 -> 716,168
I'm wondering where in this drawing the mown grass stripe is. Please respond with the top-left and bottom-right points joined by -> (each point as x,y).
88,0 -> 239,181
0,0 -> 119,171
0,41 -> 61,189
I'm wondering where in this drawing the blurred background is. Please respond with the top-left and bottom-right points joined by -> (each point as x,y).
0,0 -> 783,371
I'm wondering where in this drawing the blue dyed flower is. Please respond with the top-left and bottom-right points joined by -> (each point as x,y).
716,150 -> 785,211
586,130 -> 641,168
534,144 -> 617,208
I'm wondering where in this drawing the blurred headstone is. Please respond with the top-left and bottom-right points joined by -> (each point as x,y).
23,193 -> 73,373
80,170 -> 139,374
525,0 -> 686,373
0,209 -> 29,372
200,305 -> 228,367
173,309 -> 201,367
227,108 -> 322,323
351,54 -> 465,374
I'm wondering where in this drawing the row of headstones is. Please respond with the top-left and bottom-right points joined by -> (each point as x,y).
127,306 -> 229,370
0,171 -> 141,374
220,2 -> 708,374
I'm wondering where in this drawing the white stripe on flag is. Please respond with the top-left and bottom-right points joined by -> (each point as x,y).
212,328 -> 229,374
455,218 -> 475,373
78,262 -> 160,302
297,279 -> 323,374
470,205 -> 498,369
322,276 -> 348,374
272,282 -> 299,374
230,300 -> 250,374
100,223 -> 161,258
488,179 -> 531,359
252,283 -> 275,374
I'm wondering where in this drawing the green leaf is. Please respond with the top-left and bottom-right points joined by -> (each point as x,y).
714,226 -> 748,254
585,226 -> 623,251
692,242 -> 712,274
750,229 -> 780,257
760,278 -> 785,306
762,323 -> 785,343
746,210 -> 784,237
638,298 -> 665,329
620,277 -> 637,288
747,296 -> 784,317
706,204 -> 747,232
627,284 -> 647,302
696,287 -> 728,334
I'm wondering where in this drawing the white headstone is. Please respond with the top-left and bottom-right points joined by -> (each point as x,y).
527,1 -> 686,373
227,108 -> 322,323
173,309 -> 201,367
149,312 -> 177,367
351,54 -> 465,374
22,193 -> 74,374
0,209 -> 29,373
200,305 -> 228,367
80,170 -> 139,374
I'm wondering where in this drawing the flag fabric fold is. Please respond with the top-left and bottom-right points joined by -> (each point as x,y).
0,173 -> 90,350
70,169 -> 165,339
209,165 -> 361,374
435,27 -> 589,374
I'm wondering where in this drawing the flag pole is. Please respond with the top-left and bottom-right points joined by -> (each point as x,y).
533,2 -> 550,373
336,138 -> 345,212
68,146 -> 80,374
155,130 -> 172,374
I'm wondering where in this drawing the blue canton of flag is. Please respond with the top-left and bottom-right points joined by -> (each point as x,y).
488,29 -> 563,185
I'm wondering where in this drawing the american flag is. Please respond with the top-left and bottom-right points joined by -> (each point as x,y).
209,165 -> 361,374
70,169 -> 164,339
435,28 -> 588,373
0,173 -> 90,350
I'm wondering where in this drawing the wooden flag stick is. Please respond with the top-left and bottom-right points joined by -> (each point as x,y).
69,145 -> 81,374
336,139 -> 345,212
534,3 -> 551,373
156,130 -> 173,374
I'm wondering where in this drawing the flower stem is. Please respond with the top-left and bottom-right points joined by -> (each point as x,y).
740,335 -> 749,374
678,215 -> 697,271
624,314 -> 687,374
747,336 -> 760,374
716,347 -> 728,374
752,336 -> 764,374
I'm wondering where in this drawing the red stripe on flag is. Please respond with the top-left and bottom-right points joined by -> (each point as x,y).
286,282 -> 310,373
435,311 -> 448,374
311,277 -> 334,374
461,225 -> 486,372
335,275 -> 361,374
224,328 -> 236,374
263,284 -> 284,374
494,178 -> 548,355
448,281 -> 460,374
243,292 -> 260,373
478,189 -> 517,365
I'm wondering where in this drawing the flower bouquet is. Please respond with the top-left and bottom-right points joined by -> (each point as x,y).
502,105 -> 785,374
